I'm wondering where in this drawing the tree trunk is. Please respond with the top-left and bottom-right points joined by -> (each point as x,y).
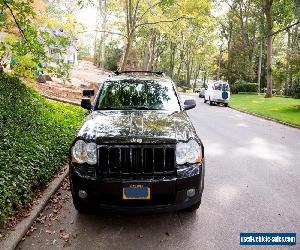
120,33 -> 133,71
142,33 -> 152,70
203,71 -> 207,88
285,28 -> 291,96
120,0 -> 134,71
264,0 -> 273,98
148,33 -> 156,71
193,64 -> 200,92
100,0 -> 107,72
175,51 -> 184,82
217,45 -> 223,80
257,40 -> 263,93
169,42 -> 176,78
186,56 -> 193,88
226,22 -> 233,82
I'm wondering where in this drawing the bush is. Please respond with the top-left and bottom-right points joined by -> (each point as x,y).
292,77 -> 300,99
0,74 -> 85,224
104,41 -> 123,71
231,81 -> 258,94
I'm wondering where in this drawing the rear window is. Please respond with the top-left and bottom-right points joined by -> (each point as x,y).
214,83 -> 229,91
95,79 -> 181,111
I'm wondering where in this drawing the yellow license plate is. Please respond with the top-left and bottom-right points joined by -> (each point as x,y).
122,184 -> 150,200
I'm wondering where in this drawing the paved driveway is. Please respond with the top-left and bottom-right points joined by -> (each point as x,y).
18,96 -> 300,250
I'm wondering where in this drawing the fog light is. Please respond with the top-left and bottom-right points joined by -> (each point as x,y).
187,188 -> 195,198
78,190 -> 87,199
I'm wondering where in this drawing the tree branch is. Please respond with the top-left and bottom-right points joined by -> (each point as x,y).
79,29 -> 128,38
267,20 -> 300,37
133,0 -> 142,26
3,0 -> 29,44
136,16 -> 192,29
137,0 -> 164,23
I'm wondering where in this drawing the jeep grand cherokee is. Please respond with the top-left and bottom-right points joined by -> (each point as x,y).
69,71 -> 205,213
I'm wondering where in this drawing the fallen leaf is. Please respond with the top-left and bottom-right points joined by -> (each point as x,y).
61,233 -> 70,242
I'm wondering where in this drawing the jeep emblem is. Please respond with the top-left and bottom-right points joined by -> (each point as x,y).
131,138 -> 142,143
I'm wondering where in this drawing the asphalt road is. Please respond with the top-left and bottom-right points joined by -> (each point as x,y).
18,96 -> 300,250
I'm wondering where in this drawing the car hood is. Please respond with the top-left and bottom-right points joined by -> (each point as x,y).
77,110 -> 197,143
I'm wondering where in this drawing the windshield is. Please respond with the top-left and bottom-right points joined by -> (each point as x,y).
95,79 -> 181,111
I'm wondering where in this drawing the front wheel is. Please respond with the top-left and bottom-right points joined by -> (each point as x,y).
72,197 -> 93,213
204,98 -> 207,103
209,98 -> 214,106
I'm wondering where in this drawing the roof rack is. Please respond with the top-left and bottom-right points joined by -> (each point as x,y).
114,70 -> 164,76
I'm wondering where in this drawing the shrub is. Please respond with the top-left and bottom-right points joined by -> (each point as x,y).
104,42 -> 123,71
0,73 -> 85,224
231,81 -> 258,94
291,77 -> 300,99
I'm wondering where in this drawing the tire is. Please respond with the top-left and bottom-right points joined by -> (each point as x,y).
204,98 -> 207,103
224,103 -> 228,107
73,197 -> 94,213
183,201 -> 201,212
209,97 -> 214,106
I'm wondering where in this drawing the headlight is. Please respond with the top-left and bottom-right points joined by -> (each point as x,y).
72,140 -> 97,165
85,142 -> 97,165
176,140 -> 202,165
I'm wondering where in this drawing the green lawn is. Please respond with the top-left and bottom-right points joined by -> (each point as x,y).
230,94 -> 300,126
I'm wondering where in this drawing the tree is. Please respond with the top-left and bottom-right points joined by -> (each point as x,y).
262,0 -> 273,97
0,0 -> 77,80
118,0 -> 195,71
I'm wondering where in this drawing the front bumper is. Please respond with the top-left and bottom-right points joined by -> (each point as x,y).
212,98 -> 229,103
69,161 -> 205,213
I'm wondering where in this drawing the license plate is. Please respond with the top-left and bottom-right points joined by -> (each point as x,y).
122,183 -> 150,200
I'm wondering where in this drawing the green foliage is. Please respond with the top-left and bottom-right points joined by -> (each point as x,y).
231,81 -> 258,94
292,77 -> 300,98
104,42 -> 123,71
10,53 -> 37,79
0,73 -> 85,224
0,0 -> 75,81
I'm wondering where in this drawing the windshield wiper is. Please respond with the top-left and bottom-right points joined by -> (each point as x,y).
95,106 -> 160,110
125,106 -> 161,110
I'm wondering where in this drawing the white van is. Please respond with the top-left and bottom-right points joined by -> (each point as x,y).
204,81 -> 230,107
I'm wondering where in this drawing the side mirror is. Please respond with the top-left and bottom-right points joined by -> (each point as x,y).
184,99 -> 196,110
83,89 -> 95,97
81,97 -> 92,110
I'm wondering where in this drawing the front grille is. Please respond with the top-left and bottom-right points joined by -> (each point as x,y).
97,145 -> 176,176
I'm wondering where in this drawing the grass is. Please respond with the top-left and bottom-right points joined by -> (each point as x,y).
230,94 -> 300,126
0,73 -> 86,224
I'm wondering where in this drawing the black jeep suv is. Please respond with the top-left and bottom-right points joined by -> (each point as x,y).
69,71 -> 205,213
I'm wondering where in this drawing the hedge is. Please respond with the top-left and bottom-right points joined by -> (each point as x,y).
231,81 -> 258,94
0,74 -> 85,224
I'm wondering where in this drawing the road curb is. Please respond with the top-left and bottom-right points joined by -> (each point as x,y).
229,106 -> 300,130
41,94 -> 81,106
2,167 -> 69,250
